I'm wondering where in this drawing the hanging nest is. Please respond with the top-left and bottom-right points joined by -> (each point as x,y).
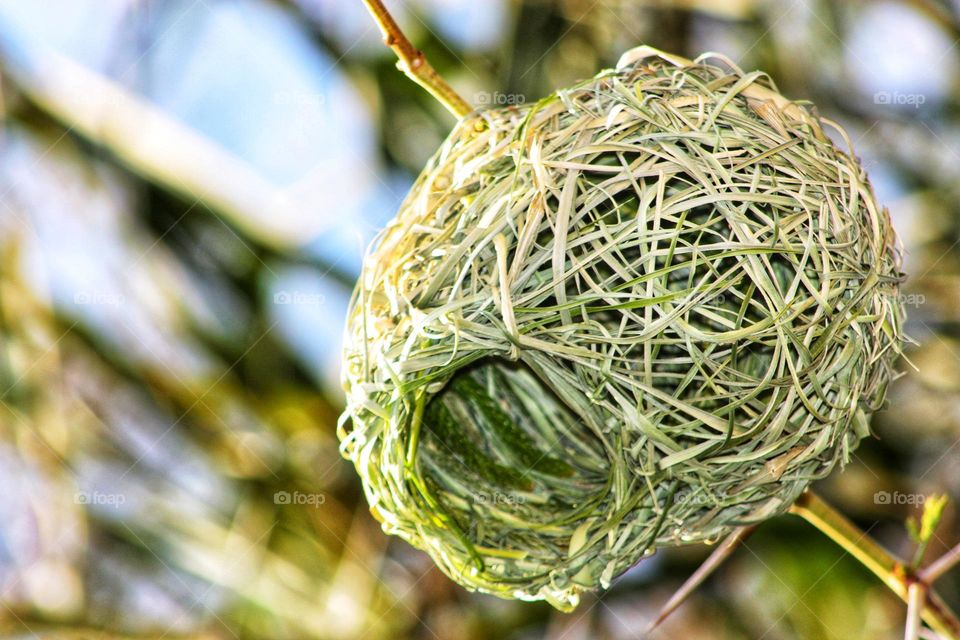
339,47 -> 905,609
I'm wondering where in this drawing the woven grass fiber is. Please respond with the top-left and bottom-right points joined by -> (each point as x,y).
340,46 -> 906,609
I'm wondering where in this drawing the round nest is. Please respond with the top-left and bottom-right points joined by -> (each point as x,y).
339,47 -> 905,609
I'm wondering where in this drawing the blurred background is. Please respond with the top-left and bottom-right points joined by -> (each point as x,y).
0,0 -> 959,638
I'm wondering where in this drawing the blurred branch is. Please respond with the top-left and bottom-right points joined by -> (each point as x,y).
908,582 -> 926,640
647,525 -> 756,632
0,23 -> 321,249
906,0 -> 960,41
921,542 -> 960,584
360,0 -> 471,118
791,492 -> 960,640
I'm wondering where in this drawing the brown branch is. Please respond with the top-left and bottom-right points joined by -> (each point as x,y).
647,525 -> 757,633
361,0 -> 472,119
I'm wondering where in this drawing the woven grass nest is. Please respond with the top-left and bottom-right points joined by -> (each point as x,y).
340,47 -> 905,609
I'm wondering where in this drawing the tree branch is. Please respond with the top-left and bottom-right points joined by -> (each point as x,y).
790,491 -> 960,640
360,0 -> 472,119
920,542 -> 960,584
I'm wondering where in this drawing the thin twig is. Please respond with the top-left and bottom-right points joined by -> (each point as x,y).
908,582 -> 927,640
646,525 -> 756,633
921,542 -> 960,584
360,0 -> 472,119
790,492 -> 960,640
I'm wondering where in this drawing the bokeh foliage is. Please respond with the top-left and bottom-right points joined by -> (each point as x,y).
0,1 -> 958,638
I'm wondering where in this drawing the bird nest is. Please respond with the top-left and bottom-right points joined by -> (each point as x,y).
339,47 -> 905,609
